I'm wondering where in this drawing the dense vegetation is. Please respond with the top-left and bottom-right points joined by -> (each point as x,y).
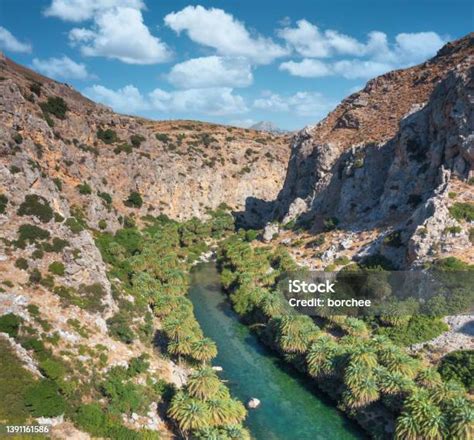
93,207 -> 249,438
216,236 -> 474,439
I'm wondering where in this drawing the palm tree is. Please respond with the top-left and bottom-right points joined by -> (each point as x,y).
349,345 -> 378,369
276,315 -> 319,354
446,397 -> 474,440
168,335 -> 195,358
191,338 -> 218,364
396,390 -> 446,440
259,292 -> 284,318
206,398 -> 246,426
306,336 -> 339,379
162,316 -> 192,341
343,374 -> 380,408
415,368 -> 443,389
168,392 -> 211,432
224,424 -> 252,440
344,361 -> 369,391
430,380 -> 465,405
186,367 -> 221,400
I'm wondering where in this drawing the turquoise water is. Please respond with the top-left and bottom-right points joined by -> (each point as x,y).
189,263 -> 366,440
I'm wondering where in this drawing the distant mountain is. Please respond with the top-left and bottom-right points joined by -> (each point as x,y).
250,121 -> 287,134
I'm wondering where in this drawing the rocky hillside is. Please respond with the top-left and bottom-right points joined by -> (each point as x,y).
272,33 -> 474,269
0,53 -> 291,438
0,52 -> 290,229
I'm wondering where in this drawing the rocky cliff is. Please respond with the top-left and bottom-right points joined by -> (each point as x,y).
273,33 -> 474,268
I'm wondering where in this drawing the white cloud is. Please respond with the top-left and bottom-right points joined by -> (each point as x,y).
44,0 -> 144,22
149,87 -> 248,115
278,22 -> 447,79
69,6 -> 171,64
254,91 -> 333,117
277,20 -> 364,58
279,59 -> 332,77
32,56 -> 92,80
84,84 -> 248,116
164,5 -> 287,64
167,56 -> 252,89
84,84 -> 148,113
0,26 -> 32,53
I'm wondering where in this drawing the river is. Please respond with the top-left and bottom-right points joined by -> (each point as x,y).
189,263 -> 366,440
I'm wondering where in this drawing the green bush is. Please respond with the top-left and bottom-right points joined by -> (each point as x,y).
0,194 -> 8,214
449,202 -> 474,222
15,257 -> 29,270
97,128 -> 118,144
42,237 -> 69,253
0,313 -> 22,337
377,315 -> 448,346
0,339 -> 36,423
39,358 -> 66,381
74,403 -> 106,436
124,191 -> 143,208
48,261 -> 65,276
107,313 -> 135,344
17,195 -> 53,223
98,219 -> 107,230
383,231 -> 403,247
438,350 -> 473,391
39,96 -> 68,119
29,268 -> 42,284
98,191 -> 113,205
128,355 -> 150,377
65,217 -> 85,234
25,380 -> 66,417
130,134 -> 145,148
323,217 -> 339,231
77,182 -> 92,195
15,224 -> 50,248
155,133 -> 170,143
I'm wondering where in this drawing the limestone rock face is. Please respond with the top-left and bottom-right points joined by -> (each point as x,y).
273,34 -> 474,268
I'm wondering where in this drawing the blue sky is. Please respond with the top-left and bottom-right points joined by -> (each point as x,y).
0,0 -> 472,130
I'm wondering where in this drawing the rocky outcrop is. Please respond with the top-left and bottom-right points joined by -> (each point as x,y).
274,34 -> 474,267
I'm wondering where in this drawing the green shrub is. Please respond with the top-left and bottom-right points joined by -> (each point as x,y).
155,133 -> 170,143
15,224 -> 50,248
98,191 -> 112,205
449,202 -> 474,222
378,315 -> 448,346
97,128 -> 118,144
31,248 -> 44,260
448,191 -> 457,199
15,257 -> 29,270
128,355 -> 149,376
445,225 -> 462,234
323,217 -> 339,231
98,219 -> 107,230
42,237 -> 70,253
39,358 -> 66,381
74,403 -> 106,436
77,182 -> 92,195
39,96 -> 68,119
438,350 -> 473,391
383,231 -> 403,247
0,339 -> 36,423
107,313 -> 135,344
0,313 -> 22,337
114,143 -> 132,154
25,380 -> 66,417
17,194 -> 53,223
53,178 -> 63,191
124,191 -> 143,208
29,268 -> 42,284
48,261 -> 65,276
130,134 -> 145,147
65,217 -> 84,234
0,194 -> 8,214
